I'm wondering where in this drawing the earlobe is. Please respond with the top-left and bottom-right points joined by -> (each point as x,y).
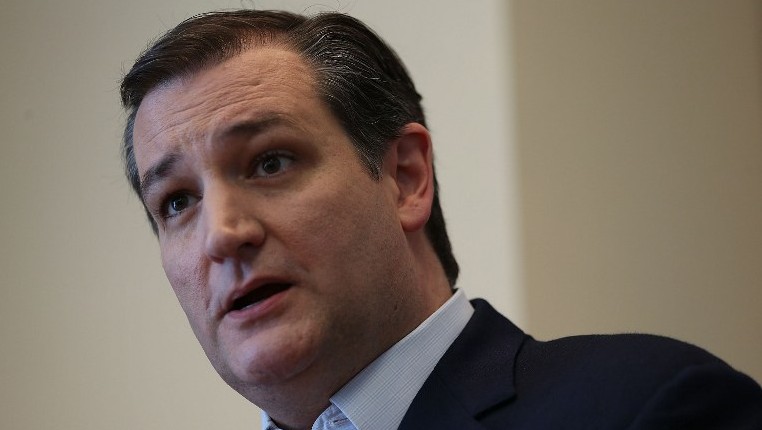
383,123 -> 434,233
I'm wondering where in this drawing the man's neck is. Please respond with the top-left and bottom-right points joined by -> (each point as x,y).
262,289 -> 472,430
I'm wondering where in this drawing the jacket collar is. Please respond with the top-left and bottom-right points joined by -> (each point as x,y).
398,299 -> 528,429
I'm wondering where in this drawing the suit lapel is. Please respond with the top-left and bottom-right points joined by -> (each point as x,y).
398,299 -> 528,430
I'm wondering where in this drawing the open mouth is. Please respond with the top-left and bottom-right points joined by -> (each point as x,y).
230,283 -> 291,312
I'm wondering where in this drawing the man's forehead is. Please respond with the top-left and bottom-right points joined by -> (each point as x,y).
140,46 -> 315,114
132,46 -> 319,168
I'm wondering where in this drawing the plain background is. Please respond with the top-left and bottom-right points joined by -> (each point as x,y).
1,1 -> 759,428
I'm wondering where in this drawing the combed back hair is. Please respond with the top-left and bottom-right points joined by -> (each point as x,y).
120,10 -> 460,286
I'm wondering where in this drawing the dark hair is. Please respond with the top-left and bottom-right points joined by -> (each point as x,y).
120,10 -> 459,286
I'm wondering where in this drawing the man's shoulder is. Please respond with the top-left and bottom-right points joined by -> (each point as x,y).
510,330 -> 762,428
430,298 -> 762,429
517,331 -> 720,399
467,298 -> 729,379
520,330 -> 724,383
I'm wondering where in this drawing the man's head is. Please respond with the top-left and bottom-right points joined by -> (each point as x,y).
121,10 -> 458,423
121,10 -> 458,286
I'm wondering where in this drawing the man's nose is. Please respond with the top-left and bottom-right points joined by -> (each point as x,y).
202,185 -> 265,262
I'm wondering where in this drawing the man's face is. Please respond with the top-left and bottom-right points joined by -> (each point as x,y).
132,47 -> 421,395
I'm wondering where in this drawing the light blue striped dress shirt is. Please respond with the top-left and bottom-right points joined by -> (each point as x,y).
263,289 -> 474,430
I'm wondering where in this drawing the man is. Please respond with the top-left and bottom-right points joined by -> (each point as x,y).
121,10 -> 761,430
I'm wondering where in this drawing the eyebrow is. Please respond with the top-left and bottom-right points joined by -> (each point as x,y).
213,114 -> 287,143
138,115 -> 290,200
139,152 -> 181,201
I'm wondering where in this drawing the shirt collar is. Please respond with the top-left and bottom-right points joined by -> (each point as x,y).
329,289 -> 473,430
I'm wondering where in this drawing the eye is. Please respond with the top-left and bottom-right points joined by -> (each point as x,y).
253,152 -> 293,177
163,193 -> 199,218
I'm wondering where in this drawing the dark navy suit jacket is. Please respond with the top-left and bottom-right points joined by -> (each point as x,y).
399,299 -> 762,429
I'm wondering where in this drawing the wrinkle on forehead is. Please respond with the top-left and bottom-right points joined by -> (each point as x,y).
133,47 -> 319,166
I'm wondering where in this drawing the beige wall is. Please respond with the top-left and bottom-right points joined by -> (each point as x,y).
512,0 -> 762,382
2,1 -> 759,428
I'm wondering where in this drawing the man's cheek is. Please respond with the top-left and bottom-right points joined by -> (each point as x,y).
162,252 -> 206,319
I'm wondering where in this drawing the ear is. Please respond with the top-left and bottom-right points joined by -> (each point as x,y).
382,123 -> 434,233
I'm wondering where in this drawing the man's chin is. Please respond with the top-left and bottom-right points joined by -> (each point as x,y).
221,343 -> 319,390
